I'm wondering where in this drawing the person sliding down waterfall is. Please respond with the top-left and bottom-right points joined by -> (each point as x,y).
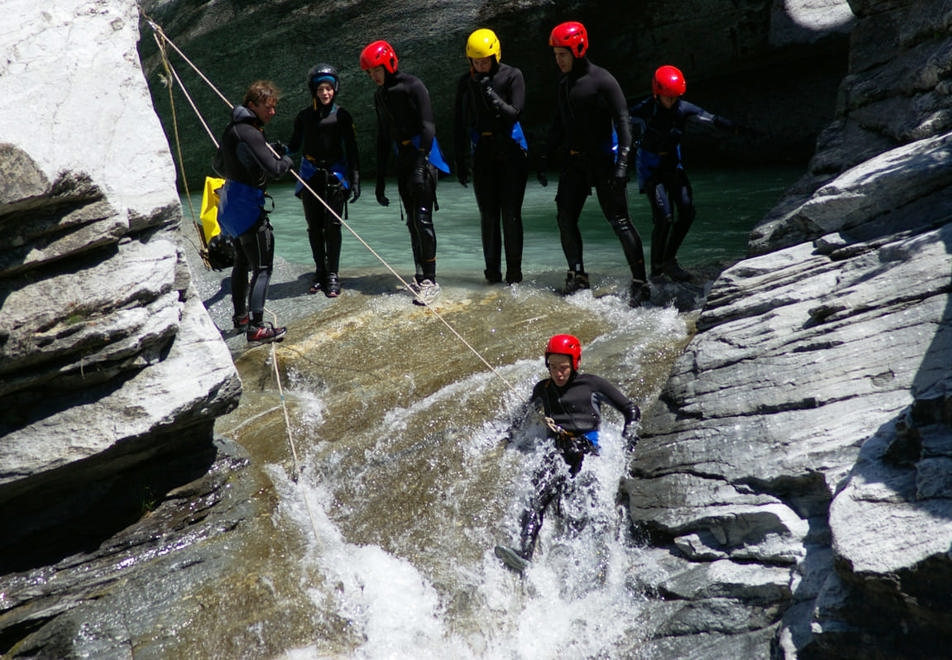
287,63 -> 360,298
537,21 -> 650,306
629,65 -> 758,283
360,39 -> 450,306
495,334 -> 640,573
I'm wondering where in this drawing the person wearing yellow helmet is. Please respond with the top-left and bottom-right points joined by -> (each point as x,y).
453,28 -> 528,284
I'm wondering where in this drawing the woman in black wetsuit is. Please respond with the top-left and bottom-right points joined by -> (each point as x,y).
360,40 -> 449,306
453,28 -> 528,285
540,21 -> 650,306
630,65 -> 749,283
288,63 -> 360,297
495,334 -> 640,571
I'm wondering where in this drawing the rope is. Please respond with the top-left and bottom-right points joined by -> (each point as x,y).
152,30 -> 210,269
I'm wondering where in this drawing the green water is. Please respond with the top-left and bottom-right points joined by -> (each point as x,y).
185,166 -> 799,279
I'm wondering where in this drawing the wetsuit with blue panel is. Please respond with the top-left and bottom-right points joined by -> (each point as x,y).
629,70 -> 743,282
288,64 -> 360,297
372,69 -> 446,286
215,102 -> 292,336
453,52 -> 528,284
518,371 -> 639,560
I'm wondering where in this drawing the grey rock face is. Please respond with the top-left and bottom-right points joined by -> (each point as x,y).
627,1 -> 952,656
0,0 -> 240,603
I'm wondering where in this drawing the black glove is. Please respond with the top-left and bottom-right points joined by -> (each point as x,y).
350,171 -> 360,203
622,426 -> 639,453
613,147 -> 630,190
375,179 -> 389,207
269,141 -> 288,157
481,78 -> 503,109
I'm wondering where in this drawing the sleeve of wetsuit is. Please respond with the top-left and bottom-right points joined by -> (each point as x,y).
410,76 -> 436,156
490,67 -> 525,124
592,375 -> 639,425
338,108 -> 360,173
287,111 -> 303,156
452,74 -> 470,174
235,123 -> 291,178
603,71 -> 632,154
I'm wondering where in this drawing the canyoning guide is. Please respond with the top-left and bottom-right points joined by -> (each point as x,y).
214,80 -> 293,345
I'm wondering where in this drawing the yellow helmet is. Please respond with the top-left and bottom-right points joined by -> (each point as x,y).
466,28 -> 501,62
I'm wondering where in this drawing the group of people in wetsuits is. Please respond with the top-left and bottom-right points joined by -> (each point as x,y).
212,22 -> 745,571
214,20 -> 746,345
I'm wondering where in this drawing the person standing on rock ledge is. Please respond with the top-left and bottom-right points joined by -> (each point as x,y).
494,334 -> 640,573
360,39 -> 449,307
453,28 -> 528,286
538,21 -> 650,307
629,65 -> 757,284
214,80 -> 293,345
288,63 -> 360,299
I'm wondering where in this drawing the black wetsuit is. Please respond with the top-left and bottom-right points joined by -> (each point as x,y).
372,70 -> 439,284
629,97 -> 737,275
518,372 -> 639,559
453,61 -> 528,284
215,105 -> 292,324
288,102 -> 360,281
545,57 -> 647,284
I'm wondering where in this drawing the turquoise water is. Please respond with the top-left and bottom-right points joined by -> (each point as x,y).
185,166 -> 799,279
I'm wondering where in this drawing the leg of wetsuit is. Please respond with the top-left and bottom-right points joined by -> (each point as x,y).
230,235 -> 250,317
324,184 -> 345,275
239,215 -> 275,324
500,144 -> 528,283
594,176 -> 647,282
401,163 -> 438,283
519,451 -> 566,560
555,164 -> 589,274
664,171 -> 696,264
302,174 -> 328,278
473,142 -> 502,283
647,180 -> 674,275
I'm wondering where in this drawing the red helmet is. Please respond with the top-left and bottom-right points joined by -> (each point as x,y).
545,334 -> 582,370
652,65 -> 686,97
360,40 -> 398,74
549,21 -> 588,59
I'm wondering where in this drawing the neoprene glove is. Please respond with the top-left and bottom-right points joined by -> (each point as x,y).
613,147 -> 630,189
269,141 -> 288,157
350,171 -> 360,203
375,178 -> 389,207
